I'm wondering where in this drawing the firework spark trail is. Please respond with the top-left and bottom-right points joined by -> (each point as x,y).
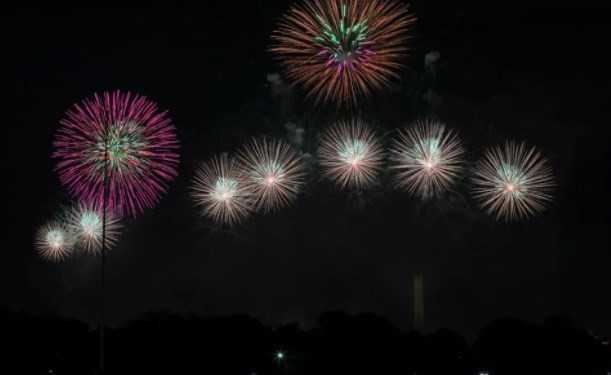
191,154 -> 254,225
35,221 -> 74,262
390,120 -> 464,198
67,202 -> 122,254
271,0 -> 415,106
238,137 -> 305,213
472,141 -> 555,221
54,90 -> 180,218
317,118 -> 384,189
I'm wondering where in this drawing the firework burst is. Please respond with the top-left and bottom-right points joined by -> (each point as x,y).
237,138 -> 305,213
389,120 -> 464,198
317,119 -> 384,189
472,141 -> 555,221
271,0 -> 415,106
67,203 -> 122,253
35,221 -> 74,262
54,90 -> 180,218
191,154 -> 254,225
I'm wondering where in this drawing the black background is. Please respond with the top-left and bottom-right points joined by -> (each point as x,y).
2,0 -> 610,341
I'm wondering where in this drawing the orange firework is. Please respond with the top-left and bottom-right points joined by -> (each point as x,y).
271,0 -> 415,106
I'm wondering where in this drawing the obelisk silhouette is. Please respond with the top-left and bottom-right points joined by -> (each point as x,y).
413,274 -> 424,332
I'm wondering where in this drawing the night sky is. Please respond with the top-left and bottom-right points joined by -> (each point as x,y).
3,1 -> 610,340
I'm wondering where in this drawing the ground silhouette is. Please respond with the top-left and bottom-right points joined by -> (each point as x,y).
1,307 -> 609,374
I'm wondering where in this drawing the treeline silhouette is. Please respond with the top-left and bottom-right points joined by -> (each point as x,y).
1,308 -> 609,375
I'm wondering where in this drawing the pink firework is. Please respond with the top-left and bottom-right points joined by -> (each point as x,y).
317,118 -> 384,189
54,91 -> 180,218
237,137 -> 306,213
389,120 -> 464,198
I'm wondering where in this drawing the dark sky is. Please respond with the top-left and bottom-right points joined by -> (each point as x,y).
3,1 -> 610,340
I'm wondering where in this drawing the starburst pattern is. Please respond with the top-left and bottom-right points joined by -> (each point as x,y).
271,0 -> 415,106
317,118 -> 384,189
34,221 -> 74,262
237,137 -> 305,213
389,120 -> 464,198
67,203 -> 122,253
191,154 -> 254,225
472,141 -> 555,221
54,90 -> 180,218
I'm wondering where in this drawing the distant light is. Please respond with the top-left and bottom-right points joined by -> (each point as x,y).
273,347 -> 287,365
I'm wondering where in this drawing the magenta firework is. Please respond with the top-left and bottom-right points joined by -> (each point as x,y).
389,120 -> 464,198
54,91 -> 180,217
472,141 -> 555,221
317,118 -> 384,189
237,137 -> 306,213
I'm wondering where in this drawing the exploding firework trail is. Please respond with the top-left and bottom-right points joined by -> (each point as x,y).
191,154 -> 254,225
389,120 -> 464,198
237,137 -> 305,213
34,221 -> 74,262
67,202 -> 121,254
271,0 -> 415,106
472,141 -> 555,221
53,90 -> 180,218
317,118 -> 384,189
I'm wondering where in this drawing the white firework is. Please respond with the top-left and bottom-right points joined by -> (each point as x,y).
317,118 -> 384,189
34,221 -> 74,262
237,137 -> 306,213
472,141 -> 555,221
389,119 -> 464,198
67,202 -> 122,253
191,154 -> 254,225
